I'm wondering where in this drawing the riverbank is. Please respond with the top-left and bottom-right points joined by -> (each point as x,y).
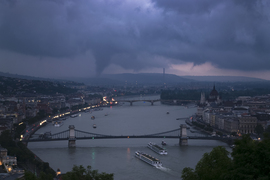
187,117 -> 235,146
18,102 -> 108,177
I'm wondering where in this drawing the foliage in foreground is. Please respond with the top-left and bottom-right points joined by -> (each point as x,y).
23,165 -> 113,180
181,134 -> 270,180
23,171 -> 53,180
0,130 -> 55,179
61,165 -> 114,180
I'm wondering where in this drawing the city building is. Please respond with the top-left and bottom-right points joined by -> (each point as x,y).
207,85 -> 222,104
224,117 -> 239,133
238,115 -> 257,134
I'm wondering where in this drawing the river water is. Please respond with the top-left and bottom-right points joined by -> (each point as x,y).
28,95 -> 228,180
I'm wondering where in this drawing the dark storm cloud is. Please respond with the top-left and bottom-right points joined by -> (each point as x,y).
152,0 -> 270,69
0,0 -> 270,74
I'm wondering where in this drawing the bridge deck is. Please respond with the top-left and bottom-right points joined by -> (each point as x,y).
23,126 -> 233,143
25,135 -> 231,142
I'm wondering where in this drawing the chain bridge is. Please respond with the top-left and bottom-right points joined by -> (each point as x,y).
114,99 -> 197,106
23,124 -> 232,147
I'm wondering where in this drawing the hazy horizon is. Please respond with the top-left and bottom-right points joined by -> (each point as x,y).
0,71 -> 267,83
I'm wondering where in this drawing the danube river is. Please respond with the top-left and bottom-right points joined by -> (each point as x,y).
28,95 -> 228,180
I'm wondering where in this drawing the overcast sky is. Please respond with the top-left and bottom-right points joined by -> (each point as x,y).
0,0 -> 270,79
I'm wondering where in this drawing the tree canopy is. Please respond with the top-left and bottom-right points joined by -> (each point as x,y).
182,134 -> 270,180
181,146 -> 232,180
61,165 -> 114,180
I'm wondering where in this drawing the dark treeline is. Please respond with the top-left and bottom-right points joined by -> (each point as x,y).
0,76 -> 77,95
160,90 -> 201,100
0,131 -> 56,179
182,133 -> 270,180
220,88 -> 270,100
161,86 -> 270,101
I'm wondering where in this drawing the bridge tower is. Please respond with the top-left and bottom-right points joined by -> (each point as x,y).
68,125 -> 76,148
179,124 -> 188,145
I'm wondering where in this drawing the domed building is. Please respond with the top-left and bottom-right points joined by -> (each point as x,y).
208,85 -> 221,103
200,85 -> 222,105
197,85 -> 222,117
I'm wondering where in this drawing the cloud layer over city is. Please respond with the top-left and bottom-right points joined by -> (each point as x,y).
0,0 -> 270,79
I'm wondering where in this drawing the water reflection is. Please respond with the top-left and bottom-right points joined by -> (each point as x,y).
127,147 -> 131,161
91,148 -> 95,167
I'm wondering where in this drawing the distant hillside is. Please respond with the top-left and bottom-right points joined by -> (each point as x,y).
0,72 -> 84,86
183,76 -> 267,82
1,71 -> 267,86
0,71 -> 54,81
86,74 -> 267,85
0,76 -> 77,95
69,73 -> 193,86
101,73 -> 193,84
68,77 -> 123,86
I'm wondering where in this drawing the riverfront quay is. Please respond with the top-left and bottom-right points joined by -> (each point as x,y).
28,95 -> 230,180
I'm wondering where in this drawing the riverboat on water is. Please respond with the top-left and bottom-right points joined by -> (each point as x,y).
93,124 -> 96,128
135,151 -> 162,167
54,121 -> 63,127
91,116 -> 95,120
147,142 -> 168,155
161,141 -> 167,146
70,114 -> 78,118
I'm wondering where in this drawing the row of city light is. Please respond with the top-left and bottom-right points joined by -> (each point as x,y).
19,98 -> 118,141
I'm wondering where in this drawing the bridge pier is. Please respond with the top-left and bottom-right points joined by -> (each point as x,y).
130,102 -> 133,106
179,124 -> 188,146
151,101 -> 154,105
68,125 -> 76,148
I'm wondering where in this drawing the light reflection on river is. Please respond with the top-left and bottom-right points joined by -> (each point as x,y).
28,95 -> 229,180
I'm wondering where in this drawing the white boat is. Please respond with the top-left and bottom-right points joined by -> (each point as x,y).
147,142 -> 168,155
54,121 -> 63,127
161,141 -> 167,146
93,124 -> 96,128
70,114 -> 78,118
135,151 -> 162,167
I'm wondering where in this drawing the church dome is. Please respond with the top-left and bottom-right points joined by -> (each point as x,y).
210,85 -> 219,96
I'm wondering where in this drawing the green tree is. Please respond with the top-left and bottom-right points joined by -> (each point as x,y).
255,124 -> 264,135
62,165 -> 114,180
181,146 -> 232,180
182,135 -> 270,180
24,171 -> 38,180
181,167 -> 198,180
23,171 -> 53,180
229,134 -> 270,180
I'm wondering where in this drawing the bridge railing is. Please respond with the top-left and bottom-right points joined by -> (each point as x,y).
143,128 -> 180,137
51,130 -> 69,139
25,127 -> 233,142
74,129 -> 112,138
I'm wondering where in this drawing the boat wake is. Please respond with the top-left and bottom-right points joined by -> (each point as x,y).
156,166 -> 181,178
156,166 -> 171,172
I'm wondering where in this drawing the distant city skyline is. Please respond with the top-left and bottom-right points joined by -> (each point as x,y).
0,0 -> 270,80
